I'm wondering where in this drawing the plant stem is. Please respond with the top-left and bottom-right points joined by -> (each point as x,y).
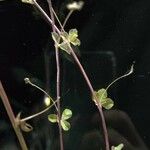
55,46 -> 64,150
25,79 -> 58,112
33,1 -> 109,149
62,10 -> 74,28
0,81 -> 28,150
47,1 -> 64,150
21,99 -> 59,122
33,0 -> 60,34
69,48 -> 110,150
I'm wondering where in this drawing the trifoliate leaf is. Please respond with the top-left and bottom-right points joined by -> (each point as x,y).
101,98 -> 114,110
61,120 -> 71,131
61,109 -> 72,120
94,88 -> 114,110
111,143 -> 124,150
51,32 -> 60,45
48,114 -> 58,123
52,29 -> 80,54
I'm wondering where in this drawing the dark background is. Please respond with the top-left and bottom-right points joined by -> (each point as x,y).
0,0 -> 150,149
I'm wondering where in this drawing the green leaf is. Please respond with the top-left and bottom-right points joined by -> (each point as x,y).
101,98 -> 114,110
68,29 -> 81,46
61,109 -> 72,120
96,88 -> 107,100
48,114 -> 58,123
111,143 -> 124,150
61,120 -> 71,131
59,42 -> 71,54
71,38 -> 81,46
68,29 -> 78,40
94,88 -> 114,110
51,32 -> 60,45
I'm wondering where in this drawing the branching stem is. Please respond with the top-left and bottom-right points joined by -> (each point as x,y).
32,0 -> 109,149
24,78 -> 58,112
21,99 -> 59,122
69,47 -> 110,150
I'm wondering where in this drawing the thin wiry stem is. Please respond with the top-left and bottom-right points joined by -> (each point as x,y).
24,78 -> 58,112
32,0 -> 60,34
106,64 -> 134,91
47,0 -> 64,150
62,10 -> 74,28
51,7 -> 64,30
51,8 -> 74,30
99,64 -> 134,102
0,81 -> 28,150
69,47 -> 110,150
33,1 -> 109,149
55,46 -> 64,150
21,99 -> 59,122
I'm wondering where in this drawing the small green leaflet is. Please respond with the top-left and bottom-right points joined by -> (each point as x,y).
48,108 -> 72,131
61,120 -> 71,131
51,32 -> 60,45
52,32 -> 71,54
51,29 -> 80,54
61,108 -> 72,120
94,88 -> 114,110
111,143 -> 124,150
48,114 -> 57,123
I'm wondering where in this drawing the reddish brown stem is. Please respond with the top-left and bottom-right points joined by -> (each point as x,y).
47,0 -> 64,149
69,49 -> 110,150
32,1 -> 109,149
0,81 -> 28,150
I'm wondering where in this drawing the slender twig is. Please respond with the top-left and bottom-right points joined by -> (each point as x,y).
51,7 -> 64,30
0,81 -> 28,150
51,8 -> 74,30
69,47 -> 110,150
55,46 -> 64,150
32,0 -> 60,34
33,1 -> 109,149
62,10 -> 74,28
24,78 -> 58,112
47,1 -> 64,150
100,64 -> 134,102
44,44 -> 51,100
106,64 -> 134,91
21,99 -> 59,122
